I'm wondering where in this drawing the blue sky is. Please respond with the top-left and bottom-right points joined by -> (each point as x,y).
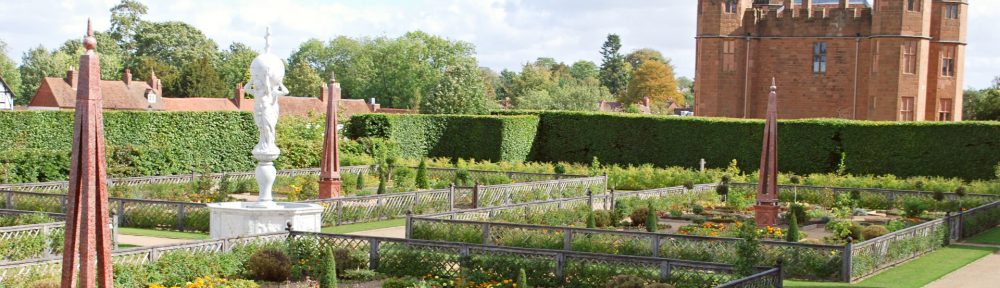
1,0 -> 997,88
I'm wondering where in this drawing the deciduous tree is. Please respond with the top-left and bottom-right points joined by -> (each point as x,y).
420,59 -> 490,114
625,60 -> 683,108
0,40 -> 23,105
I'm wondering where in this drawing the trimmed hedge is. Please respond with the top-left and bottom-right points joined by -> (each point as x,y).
347,114 -> 539,162
354,111 -> 1000,180
0,110 -> 321,183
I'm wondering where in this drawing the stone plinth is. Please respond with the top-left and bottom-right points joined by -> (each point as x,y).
754,204 -> 780,228
207,202 -> 323,239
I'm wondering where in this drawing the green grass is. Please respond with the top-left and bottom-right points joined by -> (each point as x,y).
118,227 -> 210,240
321,219 -> 406,234
785,245 -> 998,288
966,227 -> 1000,245
117,243 -> 140,249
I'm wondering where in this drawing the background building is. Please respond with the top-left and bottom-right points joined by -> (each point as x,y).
695,0 -> 967,121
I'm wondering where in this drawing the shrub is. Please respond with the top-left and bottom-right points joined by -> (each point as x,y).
355,171 -> 366,190
645,203 -> 658,232
381,277 -> 418,288
886,220 -> 907,232
630,207 -> 649,228
862,225 -> 890,240
415,159 -> 429,189
691,204 -> 704,215
518,268 -> 529,288
605,275 -> 647,288
586,212 -> 596,228
347,114 -> 539,162
377,174 -> 387,195
786,213 -> 800,242
593,210 -> 612,228
611,200 -> 625,226
246,248 -> 291,282
789,203 -> 807,224
735,220 -> 762,277
320,247 -> 337,288
554,163 -> 567,175
903,198 -> 931,218
683,181 -> 695,190
933,190 -> 945,202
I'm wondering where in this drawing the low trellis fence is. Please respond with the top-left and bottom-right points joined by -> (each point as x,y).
290,231 -> 781,288
298,175 -> 607,226
415,183 -> 715,222
0,230 -> 782,287
0,214 -> 120,264
423,167 -> 586,183
0,232 -> 288,284
407,216 -> 842,281
717,266 -> 783,288
848,199 -> 1000,282
0,166 -> 371,193
0,191 -> 210,232
414,182 -> 1000,283
731,183 -> 999,208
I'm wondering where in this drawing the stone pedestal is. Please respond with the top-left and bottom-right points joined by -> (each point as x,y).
207,202 -> 323,239
754,204 -> 780,228
319,179 -> 342,198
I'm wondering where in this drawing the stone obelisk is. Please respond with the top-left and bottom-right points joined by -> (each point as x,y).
318,74 -> 342,198
60,19 -> 113,288
754,78 -> 780,228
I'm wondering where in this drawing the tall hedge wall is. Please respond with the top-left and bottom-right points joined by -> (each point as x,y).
347,114 -> 539,162
0,110 -> 322,183
352,111 -> 1000,180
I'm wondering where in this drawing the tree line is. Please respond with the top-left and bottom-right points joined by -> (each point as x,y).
0,0 -> 693,115
963,76 -> 1000,121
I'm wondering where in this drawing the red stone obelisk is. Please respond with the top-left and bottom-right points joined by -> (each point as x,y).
61,19 -> 113,288
754,78 -> 780,228
318,74 -> 342,198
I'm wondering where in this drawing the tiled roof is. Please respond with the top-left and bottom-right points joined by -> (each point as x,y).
31,76 -> 160,110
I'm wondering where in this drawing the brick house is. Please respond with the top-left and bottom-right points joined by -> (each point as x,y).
28,68 -> 407,118
695,0 -> 967,121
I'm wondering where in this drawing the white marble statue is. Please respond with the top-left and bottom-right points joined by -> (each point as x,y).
245,27 -> 288,206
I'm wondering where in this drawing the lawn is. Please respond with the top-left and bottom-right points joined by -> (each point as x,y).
321,219 -> 406,234
785,245 -> 998,288
118,227 -> 211,240
966,226 -> 1000,245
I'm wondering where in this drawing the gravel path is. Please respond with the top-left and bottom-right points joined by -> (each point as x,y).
347,226 -> 406,238
117,234 -> 198,246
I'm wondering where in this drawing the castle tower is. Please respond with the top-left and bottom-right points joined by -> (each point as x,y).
926,0 -> 967,121
695,0 -> 753,118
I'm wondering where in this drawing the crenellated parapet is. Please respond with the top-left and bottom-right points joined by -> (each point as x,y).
747,5 -> 873,37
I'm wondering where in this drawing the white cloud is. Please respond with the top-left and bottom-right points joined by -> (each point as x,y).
0,0 -> 995,88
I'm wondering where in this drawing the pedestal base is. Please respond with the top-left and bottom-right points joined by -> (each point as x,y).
319,179 -> 342,199
207,202 -> 323,239
754,204 -> 780,228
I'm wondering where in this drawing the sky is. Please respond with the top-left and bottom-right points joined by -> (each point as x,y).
1,0 -> 997,88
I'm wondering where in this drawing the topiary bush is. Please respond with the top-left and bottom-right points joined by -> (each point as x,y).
320,247 -> 337,288
862,225 -> 889,240
246,248 -> 291,282
630,207 -> 649,228
593,210 -> 612,228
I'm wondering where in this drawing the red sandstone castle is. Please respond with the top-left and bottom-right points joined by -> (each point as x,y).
695,0 -> 967,121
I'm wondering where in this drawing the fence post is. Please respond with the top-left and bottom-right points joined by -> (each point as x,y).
117,200 -> 126,227
472,182 -> 480,209
603,172 -> 609,195
335,200 -> 343,226
369,239 -> 380,271
659,262 -> 671,282
587,190 -> 593,209
111,212 -> 119,250
482,223 -> 492,245
956,210 -> 964,240
176,203 -> 187,231
609,189 -> 616,211
42,223 -> 52,256
405,211 -> 413,239
4,190 -> 11,209
776,258 -> 785,288
555,253 -> 565,281
651,235 -> 660,257
842,237 -> 853,282
563,228 -> 573,251
61,195 -> 68,213
449,183 -> 456,211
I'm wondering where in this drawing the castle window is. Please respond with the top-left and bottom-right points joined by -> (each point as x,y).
903,41 -> 918,75
946,4 -> 959,19
942,46 -> 955,77
813,42 -> 827,74
725,0 -> 738,14
900,97 -> 915,121
938,99 -> 953,121
723,40 -> 736,72
907,0 -> 920,12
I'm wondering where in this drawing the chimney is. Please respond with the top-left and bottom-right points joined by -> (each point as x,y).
840,0 -> 849,9
66,66 -> 78,89
123,68 -> 132,85
233,83 -> 245,109
643,96 -> 651,108
147,70 -> 159,91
